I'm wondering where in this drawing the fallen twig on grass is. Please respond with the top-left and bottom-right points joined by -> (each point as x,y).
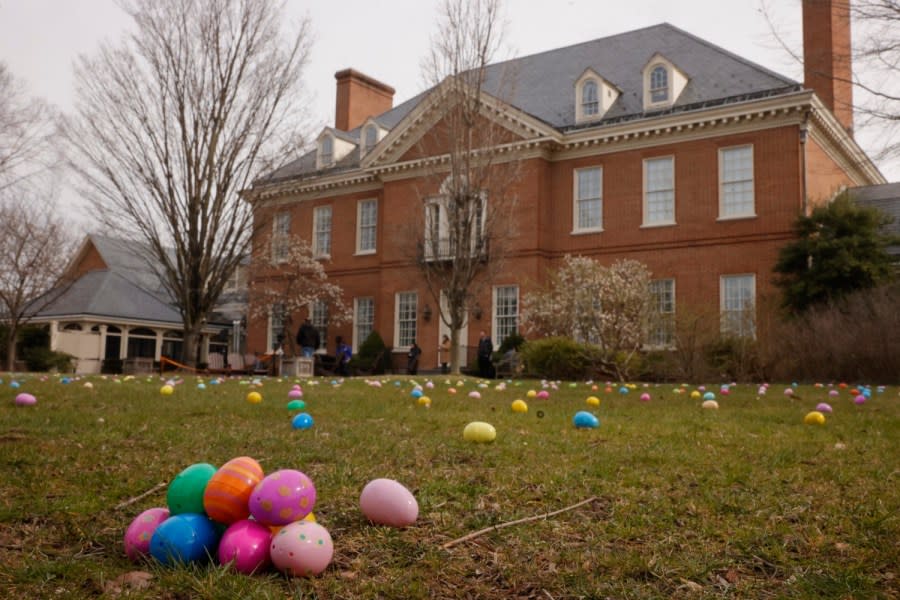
442,496 -> 598,549
114,482 -> 167,510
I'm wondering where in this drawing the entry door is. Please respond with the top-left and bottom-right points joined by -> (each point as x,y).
439,291 -> 468,368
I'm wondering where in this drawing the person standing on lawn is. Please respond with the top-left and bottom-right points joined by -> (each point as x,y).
477,330 -> 493,379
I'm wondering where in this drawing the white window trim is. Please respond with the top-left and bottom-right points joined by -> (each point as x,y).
492,285 -> 519,349
271,212 -> 291,264
648,64 -> 669,106
352,297 -> 375,351
642,155 -> 676,227
572,166 -> 604,234
266,304 -> 285,352
355,198 -> 377,255
393,291 -> 417,350
646,278 -> 676,350
312,205 -> 332,259
719,273 -> 756,338
318,135 -> 334,169
718,144 -> 756,220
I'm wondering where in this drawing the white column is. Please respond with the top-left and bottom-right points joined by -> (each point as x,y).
154,330 -> 163,362
119,326 -> 129,360
49,320 -> 59,351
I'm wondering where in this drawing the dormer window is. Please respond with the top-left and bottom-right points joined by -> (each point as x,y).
649,65 -> 668,103
582,80 -> 599,116
320,136 -> 333,166
363,125 -> 378,155
574,69 -> 620,124
642,55 -> 688,110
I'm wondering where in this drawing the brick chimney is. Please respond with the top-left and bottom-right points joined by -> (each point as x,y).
802,0 -> 853,135
334,69 -> 395,132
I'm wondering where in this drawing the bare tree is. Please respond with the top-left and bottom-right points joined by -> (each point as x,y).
0,62 -> 56,193
63,0 -> 312,364
248,233 -> 350,357
761,0 -> 900,170
0,198 -> 73,371
415,0 -> 520,374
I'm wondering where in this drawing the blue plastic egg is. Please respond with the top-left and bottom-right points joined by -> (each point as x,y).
573,411 -> 600,428
149,513 -> 220,566
291,413 -> 314,430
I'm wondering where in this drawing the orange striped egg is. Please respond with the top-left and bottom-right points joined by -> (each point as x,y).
203,457 -> 264,524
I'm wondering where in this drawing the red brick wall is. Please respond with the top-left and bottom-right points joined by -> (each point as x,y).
248,124 -> 822,367
69,242 -> 108,279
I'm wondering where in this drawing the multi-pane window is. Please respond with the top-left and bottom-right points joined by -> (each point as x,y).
313,205 -> 332,257
720,274 -> 755,338
268,303 -> 285,351
574,167 -> 602,231
311,299 -> 328,351
271,212 -> 290,263
582,80 -> 599,116
357,199 -> 377,253
354,297 -> 374,350
648,279 -> 675,347
644,157 -> 675,225
363,125 -> 378,155
719,145 -> 754,218
224,266 -> 243,291
424,195 -> 486,260
650,65 -> 668,103
320,136 -> 333,166
493,286 -> 519,348
396,291 -> 417,348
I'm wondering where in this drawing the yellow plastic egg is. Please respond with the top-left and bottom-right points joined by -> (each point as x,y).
586,396 -> 600,407
246,391 -> 262,404
526,390 -> 537,398
690,390 -> 701,399
804,411 -> 826,425
511,399 -> 528,413
463,421 -> 496,443
417,395 -> 432,407
160,384 -> 174,396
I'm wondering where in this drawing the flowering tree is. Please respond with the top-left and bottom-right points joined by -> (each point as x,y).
521,256 -> 653,380
248,234 -> 350,356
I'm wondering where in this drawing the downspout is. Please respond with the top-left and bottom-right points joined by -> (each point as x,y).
799,112 -> 810,216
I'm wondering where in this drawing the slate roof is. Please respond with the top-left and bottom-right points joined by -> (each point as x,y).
851,183 -> 900,250
261,23 -> 798,184
33,269 -> 183,324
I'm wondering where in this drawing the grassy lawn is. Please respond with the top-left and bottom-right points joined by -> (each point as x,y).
0,374 -> 897,599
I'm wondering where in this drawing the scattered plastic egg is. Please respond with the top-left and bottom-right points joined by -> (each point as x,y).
702,400 -> 719,409
586,396 -> 600,407
359,478 -> 419,527
160,384 -> 174,396
463,421 -> 496,443
816,402 -> 833,414
572,411 -> 599,428
511,399 -> 528,413
124,507 -> 170,561
14,393 -> 36,406
217,519 -> 272,575
246,391 -> 262,404
804,411 -> 826,425
249,469 -> 316,526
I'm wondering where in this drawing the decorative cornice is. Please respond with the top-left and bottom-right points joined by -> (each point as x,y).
248,88 -> 884,203
806,95 -> 885,186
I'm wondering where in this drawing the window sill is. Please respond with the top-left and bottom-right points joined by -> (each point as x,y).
639,221 -> 676,229
716,214 -> 757,222
354,250 -> 376,257
314,254 -> 331,260
571,227 -> 604,236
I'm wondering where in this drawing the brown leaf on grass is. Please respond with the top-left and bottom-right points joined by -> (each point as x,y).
103,571 -> 152,596
678,578 -> 703,592
835,542 -> 851,552
724,569 -> 740,584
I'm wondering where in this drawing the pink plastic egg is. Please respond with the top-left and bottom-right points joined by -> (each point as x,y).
14,393 -> 36,406
359,478 -> 418,527
249,469 -> 316,526
123,507 -> 170,561
854,395 -> 866,405
536,390 -> 550,399
217,519 -> 272,574
639,393 -> 651,402
816,402 -> 833,414
270,521 -> 333,577
288,389 -> 303,399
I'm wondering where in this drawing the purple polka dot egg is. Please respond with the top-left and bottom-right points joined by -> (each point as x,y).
249,469 -> 316,526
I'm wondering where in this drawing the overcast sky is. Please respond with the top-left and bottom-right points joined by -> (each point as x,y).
0,0 -> 895,215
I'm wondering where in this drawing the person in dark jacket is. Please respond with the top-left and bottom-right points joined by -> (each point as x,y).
407,341 -> 422,375
477,330 -> 494,379
296,318 -> 320,357
335,336 -> 352,376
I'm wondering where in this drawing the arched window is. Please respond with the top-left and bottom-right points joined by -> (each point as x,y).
650,65 -> 668,103
582,80 -> 599,116
320,136 -> 333,166
363,125 -> 378,154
